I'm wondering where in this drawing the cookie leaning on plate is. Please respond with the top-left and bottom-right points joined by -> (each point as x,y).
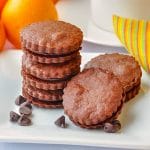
63,68 -> 125,129
84,53 -> 142,102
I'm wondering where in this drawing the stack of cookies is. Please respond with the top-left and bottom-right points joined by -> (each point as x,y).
20,21 -> 83,108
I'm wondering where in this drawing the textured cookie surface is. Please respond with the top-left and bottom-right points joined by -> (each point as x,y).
22,54 -> 81,80
84,53 -> 142,92
24,49 -> 80,64
22,71 -> 69,90
23,83 -> 63,101
125,82 -> 141,102
20,21 -> 83,54
23,90 -> 63,109
63,68 -> 125,127
69,102 -> 123,129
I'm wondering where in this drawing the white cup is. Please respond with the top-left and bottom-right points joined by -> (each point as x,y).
91,0 -> 150,32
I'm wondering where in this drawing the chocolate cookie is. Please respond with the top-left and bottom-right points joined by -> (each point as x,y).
22,54 -> 81,80
23,83 -> 63,101
20,21 -> 83,55
22,70 -> 79,90
63,68 -> 125,129
23,90 -> 63,109
126,82 -> 141,101
84,53 -> 142,102
24,49 -> 80,64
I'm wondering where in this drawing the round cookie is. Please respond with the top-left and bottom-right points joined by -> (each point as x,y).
22,70 -> 79,90
63,68 -> 125,129
84,53 -> 142,101
23,83 -> 63,101
24,49 -> 80,64
23,90 -> 63,109
20,21 -> 83,55
126,82 -> 141,101
22,54 -> 81,80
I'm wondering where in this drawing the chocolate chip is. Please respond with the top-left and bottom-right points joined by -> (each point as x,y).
15,95 -> 26,106
19,106 -> 32,115
10,111 -> 20,122
21,101 -> 32,109
18,115 -> 31,126
104,120 -> 121,133
55,115 -> 67,128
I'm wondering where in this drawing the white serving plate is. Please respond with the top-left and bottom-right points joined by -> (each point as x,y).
56,0 -> 122,47
0,50 -> 150,149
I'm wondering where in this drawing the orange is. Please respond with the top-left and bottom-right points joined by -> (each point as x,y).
1,0 -> 58,48
0,0 -> 7,13
0,20 -> 6,51
52,0 -> 58,4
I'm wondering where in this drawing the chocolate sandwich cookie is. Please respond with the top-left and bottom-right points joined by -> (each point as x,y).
23,90 -> 63,109
84,53 -> 142,102
126,82 -> 141,101
23,83 -> 63,101
20,21 -> 83,55
63,68 -> 125,129
22,54 -> 81,80
24,49 -> 80,64
22,70 -> 76,91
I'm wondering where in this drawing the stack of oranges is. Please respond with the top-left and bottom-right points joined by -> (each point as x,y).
0,0 -> 58,51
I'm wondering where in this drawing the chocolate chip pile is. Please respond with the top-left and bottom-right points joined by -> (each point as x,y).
10,95 -> 68,128
10,95 -> 121,132
10,95 -> 32,126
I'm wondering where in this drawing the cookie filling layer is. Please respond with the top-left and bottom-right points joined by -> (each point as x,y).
23,47 -> 81,57
125,82 -> 141,102
23,83 -> 64,94
31,98 -> 63,105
